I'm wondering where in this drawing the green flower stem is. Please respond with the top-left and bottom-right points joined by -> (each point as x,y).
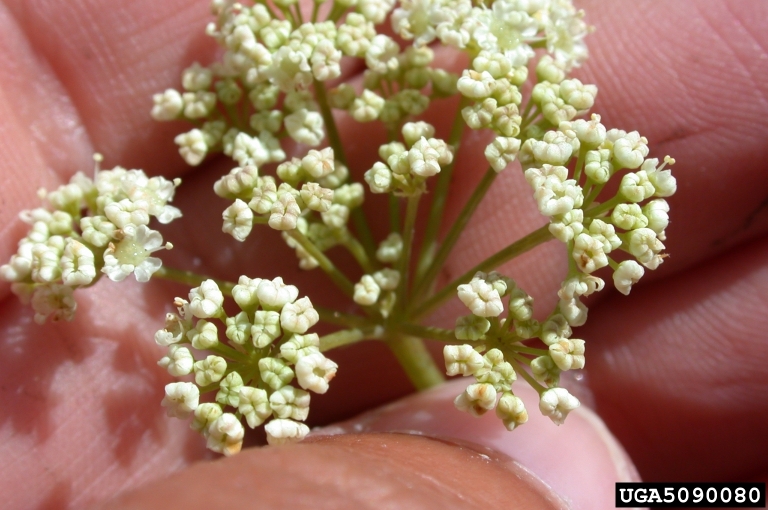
510,344 -> 549,357
396,194 -> 422,315
154,266 -> 236,296
389,193 -> 401,233
585,194 -> 622,218
398,323 -> 456,343
507,356 -> 546,395
314,79 -> 377,258
319,327 -> 382,351
410,225 -> 553,320
209,342 -> 251,364
315,306 -> 374,329
582,181 -> 606,209
413,166 -> 497,300
415,96 -> 468,280
286,230 -> 355,297
387,334 -> 445,390
341,234 -> 376,273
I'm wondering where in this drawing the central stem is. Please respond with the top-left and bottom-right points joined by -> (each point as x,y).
387,335 -> 445,390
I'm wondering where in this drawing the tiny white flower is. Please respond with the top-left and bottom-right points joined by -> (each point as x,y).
30,284 -> 77,324
225,311 -> 252,345
193,355 -> 227,387
181,62 -> 213,91
364,162 -> 393,194
182,91 -> 216,119
265,418 -> 310,445
232,275 -> 263,310
365,34 -> 399,73
270,386 -> 311,421
613,260 -> 645,295
187,319 -> 219,350
620,170 -> 656,203
280,296 -> 319,334
611,203 -> 648,231
627,227 -> 665,269
454,383 -> 497,417
268,193 -> 301,231
572,233 -> 608,274
350,89 -> 386,122
252,310 -> 282,348
372,269 -> 400,291
151,89 -> 184,121
60,240 -> 96,286
539,387 -> 580,426
611,130 -> 649,169
531,356 -> 560,386
376,233 -> 403,263
549,338 -> 586,371
158,345 -> 194,376
559,296 -> 588,327
353,274 -> 381,306
295,352 -> 338,394
222,199 -> 254,241
454,315 -> 491,341
189,279 -> 224,318
161,382 -> 199,419
239,387 -> 272,428
216,372 -> 244,408
284,109 -> 324,146
643,199 -> 670,236
257,277 -> 299,309
191,403 -> 223,434
175,129 -> 208,166
457,276 -> 504,317
206,413 -> 244,456
102,224 -> 170,283
496,393 -> 528,431
443,344 -> 484,376
259,357 -> 295,390
104,198 -> 150,229
457,70 -> 495,99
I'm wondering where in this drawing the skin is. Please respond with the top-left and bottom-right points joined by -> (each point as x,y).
0,0 -> 767,508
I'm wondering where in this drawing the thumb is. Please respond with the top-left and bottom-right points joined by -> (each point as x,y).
100,380 -> 638,509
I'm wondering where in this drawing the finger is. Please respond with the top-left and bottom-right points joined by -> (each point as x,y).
101,380 -> 635,510
584,235 -> 768,481
0,279 -> 209,510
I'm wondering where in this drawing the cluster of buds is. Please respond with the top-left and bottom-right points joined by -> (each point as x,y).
447,271 -> 581,427
364,121 -> 453,196
520,114 -> 676,297
0,161 -> 179,323
157,277 -> 337,453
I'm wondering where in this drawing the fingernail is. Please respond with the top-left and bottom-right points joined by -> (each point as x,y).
313,380 -> 640,510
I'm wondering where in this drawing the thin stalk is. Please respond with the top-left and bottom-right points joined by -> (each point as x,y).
415,97 -> 468,280
387,335 -> 445,390
413,166 -> 497,300
410,225 -> 553,320
341,235 -> 376,273
508,356 -> 546,394
398,323 -> 456,343
315,306 -> 374,329
585,194 -> 622,218
319,327 -> 382,351
287,230 -> 354,297
209,342 -> 252,364
510,344 -> 548,357
314,79 -> 377,257
155,266 -> 236,295
396,194 -> 421,314
389,194 -> 401,234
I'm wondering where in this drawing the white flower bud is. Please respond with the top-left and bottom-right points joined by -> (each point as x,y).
353,274 -> 381,306
376,233 -> 403,263
584,149 -> 612,183
238,387 -> 271,428
206,413 -> 244,456
222,199 -> 254,241
496,393 -> 528,431
454,383 -> 497,417
443,344 -> 484,376
232,275 -> 262,310
158,345 -> 194,376
284,109 -> 325,146
265,418 -> 310,445
611,131 -> 649,169
151,89 -> 184,121
269,193 -> 301,231
620,171 -> 656,203
280,296 -> 319,334
572,233 -> 609,274
531,356 -> 560,386
191,403 -> 222,434
457,70 -> 495,99
257,277 -> 299,309
643,199 -> 670,235
189,280 -> 224,318
252,310 -> 282,348
549,338 -> 586,371
187,319 -> 219,350
613,260 -> 645,295
182,91 -> 216,119
454,315 -> 491,341
269,386 -> 311,421
193,355 -> 227,387
60,240 -> 96,286
350,89 -> 385,122
174,129 -> 208,166
476,349 -> 516,391
457,277 -> 504,318
259,357 -> 294,390
216,372 -> 244,408
295,352 -> 338,394
364,162 -> 393,193
539,387 -> 580,425
181,62 -> 213,91
628,228 -> 665,269
161,382 -> 199,419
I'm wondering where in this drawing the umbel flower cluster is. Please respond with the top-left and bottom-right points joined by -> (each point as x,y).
2,0 -> 676,455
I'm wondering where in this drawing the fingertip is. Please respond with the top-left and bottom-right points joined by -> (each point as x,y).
318,380 -> 640,510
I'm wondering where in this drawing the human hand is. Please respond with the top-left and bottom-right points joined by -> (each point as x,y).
1,0 -> 766,508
